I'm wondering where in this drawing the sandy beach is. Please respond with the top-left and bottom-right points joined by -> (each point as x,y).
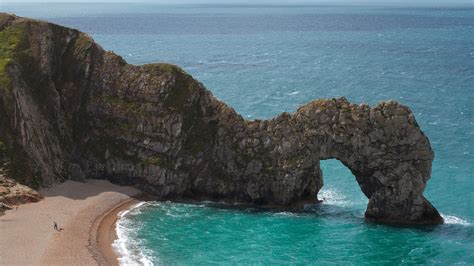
0,179 -> 142,265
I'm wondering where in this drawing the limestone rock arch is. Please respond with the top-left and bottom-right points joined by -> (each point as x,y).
0,13 -> 443,225
215,98 -> 442,225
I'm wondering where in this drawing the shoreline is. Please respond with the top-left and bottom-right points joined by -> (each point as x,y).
0,180 -> 142,265
91,197 -> 142,266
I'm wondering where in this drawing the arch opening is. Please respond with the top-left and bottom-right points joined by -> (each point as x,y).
309,159 -> 368,217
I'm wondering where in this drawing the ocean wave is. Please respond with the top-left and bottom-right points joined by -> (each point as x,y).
287,91 -> 300,95
273,211 -> 297,217
318,189 -> 352,207
113,202 -> 155,266
195,59 -> 268,68
441,214 -> 471,226
118,202 -> 147,218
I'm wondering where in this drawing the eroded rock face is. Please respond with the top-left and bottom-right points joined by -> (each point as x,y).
0,14 -> 443,224
0,169 -> 42,210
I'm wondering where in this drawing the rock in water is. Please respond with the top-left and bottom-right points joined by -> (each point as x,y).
0,14 -> 443,225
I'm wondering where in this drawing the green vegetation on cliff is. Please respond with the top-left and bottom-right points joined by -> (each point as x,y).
0,23 -> 39,188
143,156 -> 163,166
143,63 -> 218,155
0,25 -> 24,89
143,63 -> 176,74
143,63 -> 194,112
74,33 -> 93,51
103,94 -> 145,114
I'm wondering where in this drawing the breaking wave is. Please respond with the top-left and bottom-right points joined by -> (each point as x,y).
113,202 -> 154,266
441,214 -> 471,226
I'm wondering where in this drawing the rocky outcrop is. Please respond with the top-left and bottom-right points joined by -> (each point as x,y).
0,169 -> 42,214
0,14 -> 443,224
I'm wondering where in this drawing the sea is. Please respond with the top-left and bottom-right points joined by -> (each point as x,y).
1,2 -> 473,264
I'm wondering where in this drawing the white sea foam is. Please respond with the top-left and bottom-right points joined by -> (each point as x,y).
441,214 -> 471,226
288,91 -> 300,95
113,202 -> 155,266
318,189 -> 351,207
274,211 -> 297,217
118,202 -> 146,218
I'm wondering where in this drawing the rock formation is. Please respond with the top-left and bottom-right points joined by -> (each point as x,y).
0,14 -> 443,224
0,171 -> 42,214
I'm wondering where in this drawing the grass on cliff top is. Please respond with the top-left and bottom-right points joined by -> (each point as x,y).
143,63 -> 178,74
75,33 -> 93,50
0,25 -> 24,90
142,63 -> 196,112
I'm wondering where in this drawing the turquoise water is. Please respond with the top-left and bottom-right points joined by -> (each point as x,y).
2,3 -> 473,264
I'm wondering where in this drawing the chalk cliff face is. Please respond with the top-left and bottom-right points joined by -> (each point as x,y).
0,14 -> 443,224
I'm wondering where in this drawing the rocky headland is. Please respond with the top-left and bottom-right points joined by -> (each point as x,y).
0,13 -> 443,224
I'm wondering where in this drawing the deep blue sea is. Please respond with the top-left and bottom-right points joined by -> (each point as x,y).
2,3 -> 473,264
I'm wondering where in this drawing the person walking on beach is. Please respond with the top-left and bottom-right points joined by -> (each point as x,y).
54,221 -> 58,231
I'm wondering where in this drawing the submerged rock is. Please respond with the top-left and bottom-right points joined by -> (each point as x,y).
0,14 -> 443,225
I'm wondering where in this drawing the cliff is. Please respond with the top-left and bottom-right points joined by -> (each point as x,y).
0,14 -> 443,224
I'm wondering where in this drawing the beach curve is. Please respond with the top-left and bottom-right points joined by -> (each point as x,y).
0,179 -> 141,265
